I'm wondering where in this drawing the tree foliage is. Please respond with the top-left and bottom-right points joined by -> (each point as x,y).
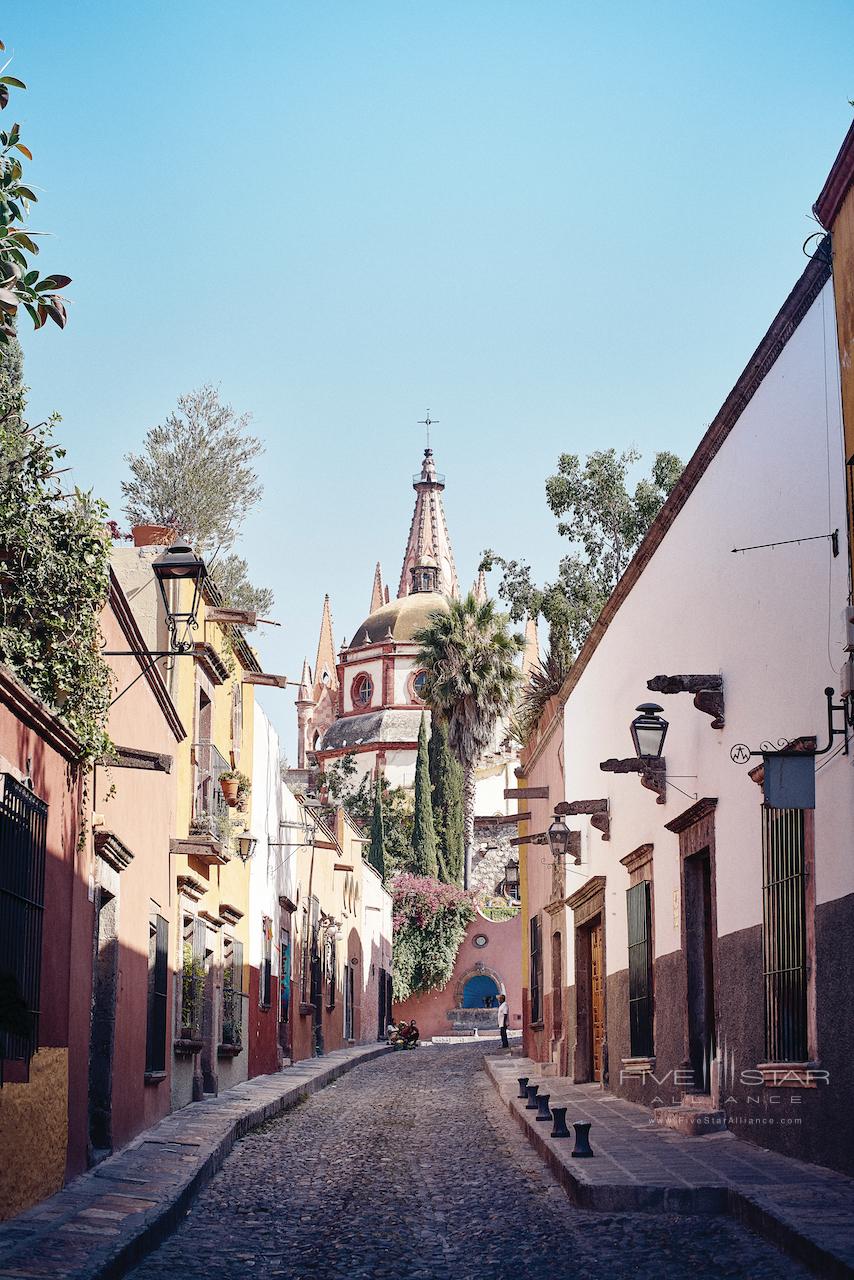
391,874 -> 475,1002
428,715 -> 464,885
210,552 -> 274,617
481,448 -> 683,663
0,45 -> 72,344
368,776 -> 386,881
321,753 -> 413,876
415,595 -> 522,888
0,348 -> 112,760
411,714 -> 438,877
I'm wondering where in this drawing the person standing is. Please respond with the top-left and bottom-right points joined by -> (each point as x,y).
497,991 -> 509,1050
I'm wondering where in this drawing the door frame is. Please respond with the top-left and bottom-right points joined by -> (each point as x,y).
567,876 -> 607,1084
665,798 -> 721,1101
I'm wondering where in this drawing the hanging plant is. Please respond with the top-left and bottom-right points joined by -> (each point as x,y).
391,874 -> 476,1003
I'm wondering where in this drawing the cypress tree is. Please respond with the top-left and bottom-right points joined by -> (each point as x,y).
411,713 -> 438,877
429,714 -> 465,885
368,775 -> 386,881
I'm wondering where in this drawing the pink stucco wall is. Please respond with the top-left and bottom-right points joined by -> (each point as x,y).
393,909 -> 522,1040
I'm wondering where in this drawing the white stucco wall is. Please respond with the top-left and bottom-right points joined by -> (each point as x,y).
250,706 -> 303,979
558,281 -> 853,978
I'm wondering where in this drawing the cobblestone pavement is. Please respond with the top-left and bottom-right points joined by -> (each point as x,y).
128,1043 -> 807,1280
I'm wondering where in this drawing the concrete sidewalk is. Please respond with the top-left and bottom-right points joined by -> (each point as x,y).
0,1044 -> 390,1280
487,1054 -> 854,1279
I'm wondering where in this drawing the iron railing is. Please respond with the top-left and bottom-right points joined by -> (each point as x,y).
0,774 -> 48,1068
762,806 -> 808,1062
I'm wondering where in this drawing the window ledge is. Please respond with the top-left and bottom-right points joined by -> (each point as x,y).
529,1020 -> 545,1030
174,1037 -> 203,1056
217,1043 -> 243,1059
299,1002 -> 315,1017
755,1062 -> 824,1088
144,1070 -> 167,1085
621,1056 -> 656,1077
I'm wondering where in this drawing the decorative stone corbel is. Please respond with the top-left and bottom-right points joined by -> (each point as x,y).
599,757 -> 666,804
646,674 -> 725,730
554,798 -> 611,841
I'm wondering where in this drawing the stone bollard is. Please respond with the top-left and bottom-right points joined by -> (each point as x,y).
525,1083 -> 540,1109
550,1106 -> 570,1138
571,1121 -> 594,1158
517,1076 -> 530,1099
535,1093 -> 552,1121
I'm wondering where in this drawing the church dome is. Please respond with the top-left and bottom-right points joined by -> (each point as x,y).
351,592 -> 449,647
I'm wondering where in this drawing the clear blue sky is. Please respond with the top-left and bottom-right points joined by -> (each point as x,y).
6,1 -> 853,754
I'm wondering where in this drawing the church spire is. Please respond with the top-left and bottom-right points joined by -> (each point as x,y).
471,568 -> 488,604
370,562 -> 384,612
313,595 -> 338,695
397,447 -> 460,600
521,616 -> 540,679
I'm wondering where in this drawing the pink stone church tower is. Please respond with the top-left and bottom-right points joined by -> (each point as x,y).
296,447 -> 461,783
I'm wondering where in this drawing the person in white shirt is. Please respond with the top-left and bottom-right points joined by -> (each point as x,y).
497,993 -> 509,1049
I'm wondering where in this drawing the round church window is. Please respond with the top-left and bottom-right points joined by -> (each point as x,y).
412,670 -> 428,701
473,933 -> 488,948
352,673 -> 373,707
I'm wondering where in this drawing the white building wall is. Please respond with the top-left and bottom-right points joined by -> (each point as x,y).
250,706 -> 302,995
558,280 -> 852,980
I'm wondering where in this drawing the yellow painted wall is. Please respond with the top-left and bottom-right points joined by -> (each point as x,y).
0,1048 -> 68,1220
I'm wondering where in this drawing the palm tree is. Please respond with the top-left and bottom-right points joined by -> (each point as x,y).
415,594 -> 522,888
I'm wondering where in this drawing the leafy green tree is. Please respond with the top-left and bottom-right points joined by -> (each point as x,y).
481,447 -> 682,663
210,552 -> 274,617
321,754 -> 413,876
0,347 -> 111,760
368,776 -> 386,880
0,44 -> 72,345
122,385 -> 273,610
428,715 -> 464,884
411,714 -> 438,877
415,596 -> 522,889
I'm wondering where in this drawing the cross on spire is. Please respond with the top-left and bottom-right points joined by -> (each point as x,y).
417,411 -> 439,451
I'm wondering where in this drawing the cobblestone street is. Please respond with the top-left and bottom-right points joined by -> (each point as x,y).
127,1044 -> 806,1280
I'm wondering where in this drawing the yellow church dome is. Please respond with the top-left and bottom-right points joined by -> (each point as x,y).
350,592 -> 449,647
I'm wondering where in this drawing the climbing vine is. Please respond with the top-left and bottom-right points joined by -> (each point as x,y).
391,874 -> 475,1003
0,391 -> 113,762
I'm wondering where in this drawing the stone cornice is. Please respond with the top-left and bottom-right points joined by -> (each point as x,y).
619,843 -> 654,875
664,797 -> 718,834
814,119 -> 854,229
94,828 -> 135,872
566,874 -> 606,914
0,662 -> 82,762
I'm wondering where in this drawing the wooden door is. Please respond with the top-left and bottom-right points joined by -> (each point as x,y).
590,921 -> 605,1081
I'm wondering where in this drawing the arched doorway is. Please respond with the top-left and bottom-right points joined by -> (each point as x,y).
461,973 -> 499,1009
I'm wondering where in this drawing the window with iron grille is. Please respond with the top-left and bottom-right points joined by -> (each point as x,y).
325,934 -> 336,1010
180,915 -> 205,1041
529,915 -> 542,1024
0,774 -> 47,1069
299,905 -> 310,1004
146,912 -> 169,1073
762,807 -> 808,1062
260,917 -> 272,1009
222,936 -> 245,1049
627,880 -> 654,1057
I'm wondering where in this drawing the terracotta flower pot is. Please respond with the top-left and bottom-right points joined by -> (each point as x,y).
131,524 -> 176,548
220,777 -> 240,807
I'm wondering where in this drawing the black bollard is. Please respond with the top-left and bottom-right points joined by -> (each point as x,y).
517,1076 -> 529,1099
550,1106 -> 570,1138
571,1121 -> 594,1158
525,1083 -> 540,1109
536,1093 -> 552,1121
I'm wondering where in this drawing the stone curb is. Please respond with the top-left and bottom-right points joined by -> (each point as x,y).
485,1056 -> 854,1279
0,1044 -> 391,1280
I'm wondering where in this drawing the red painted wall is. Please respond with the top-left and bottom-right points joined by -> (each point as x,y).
393,911 -> 523,1040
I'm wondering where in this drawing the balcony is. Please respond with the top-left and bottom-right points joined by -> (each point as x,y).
173,741 -> 232,865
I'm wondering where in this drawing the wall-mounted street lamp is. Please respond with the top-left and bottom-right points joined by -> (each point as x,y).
504,858 -> 520,896
630,703 -> 668,760
152,540 -> 207,654
547,813 -> 572,860
236,830 -> 258,863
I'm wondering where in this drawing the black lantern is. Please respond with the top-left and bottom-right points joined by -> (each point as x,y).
630,702 -> 668,760
547,813 -> 572,860
152,541 -> 206,653
236,830 -> 257,864
504,858 -> 520,896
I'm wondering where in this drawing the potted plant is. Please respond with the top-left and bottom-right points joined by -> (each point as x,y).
220,769 -> 250,808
